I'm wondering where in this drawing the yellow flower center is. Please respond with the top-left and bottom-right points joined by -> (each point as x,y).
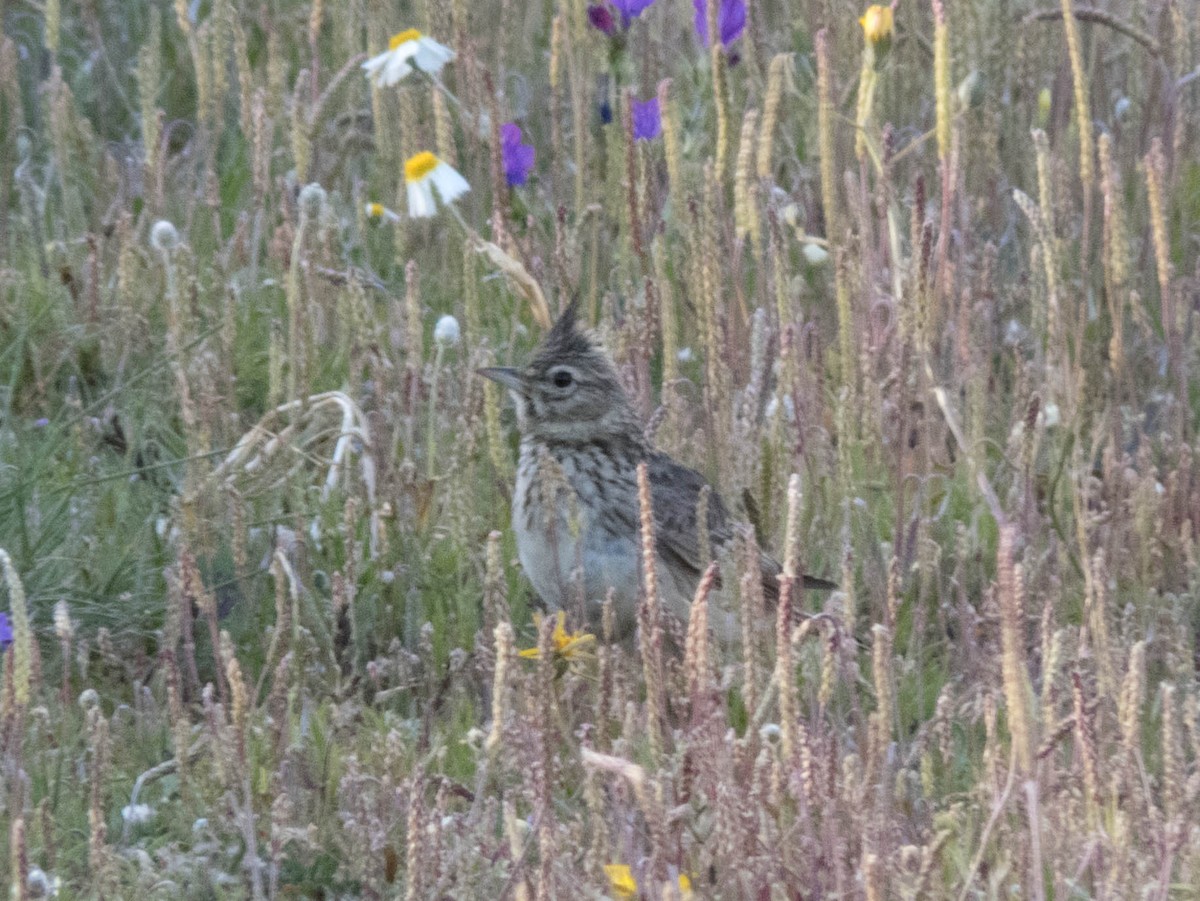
389,28 -> 422,50
404,152 -> 440,183
366,202 -> 384,217
858,5 -> 893,44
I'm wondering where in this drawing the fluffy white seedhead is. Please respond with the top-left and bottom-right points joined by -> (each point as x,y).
149,219 -> 179,252
434,314 -> 461,346
298,182 -> 327,218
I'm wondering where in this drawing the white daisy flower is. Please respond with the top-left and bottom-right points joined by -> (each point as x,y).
362,29 -> 455,87
404,152 -> 470,218
364,201 -> 402,223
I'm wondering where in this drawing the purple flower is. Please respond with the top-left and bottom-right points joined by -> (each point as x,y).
587,4 -> 618,35
612,0 -> 656,17
34,418 -> 49,428
631,97 -> 661,141
693,0 -> 746,47
0,613 -> 12,649
588,0 -> 656,34
500,123 -> 536,187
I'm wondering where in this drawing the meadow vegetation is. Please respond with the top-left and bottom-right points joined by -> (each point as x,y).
0,0 -> 1198,896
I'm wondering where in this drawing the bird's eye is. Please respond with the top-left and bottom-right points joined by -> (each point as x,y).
551,369 -> 574,389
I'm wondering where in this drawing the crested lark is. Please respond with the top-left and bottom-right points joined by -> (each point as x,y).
480,303 -> 832,640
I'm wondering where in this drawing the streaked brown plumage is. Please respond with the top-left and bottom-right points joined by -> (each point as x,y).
480,303 -> 833,639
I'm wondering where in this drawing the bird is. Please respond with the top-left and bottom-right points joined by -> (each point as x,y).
479,302 -> 834,641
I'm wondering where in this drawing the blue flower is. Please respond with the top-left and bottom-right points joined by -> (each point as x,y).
632,97 -> 661,141
693,0 -> 746,47
0,613 -> 12,649
501,123 -> 536,186
612,0 -> 656,18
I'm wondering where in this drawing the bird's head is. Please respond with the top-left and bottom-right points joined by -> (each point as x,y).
478,302 -> 639,444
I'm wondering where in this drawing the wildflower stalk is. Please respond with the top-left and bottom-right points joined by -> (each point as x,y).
533,613 -> 557,895
483,375 -> 509,478
684,562 -> 718,710
1013,185 -> 1061,402
997,525 -> 1035,772
1032,130 -> 1068,401
622,91 -> 647,273
1161,682 -> 1184,826
400,258 -> 424,441
549,15 -> 565,201
1070,671 -> 1100,826
816,31 -> 853,396
227,649 -> 266,900
659,80 -> 686,226
636,463 -> 666,761
427,339 -> 447,479
932,2 -> 950,165
775,475 -> 802,778
566,12 -> 587,212
87,707 -> 111,882
932,0 -> 954,322
483,531 -> 509,631
1059,0 -> 1095,247
855,53 -> 878,165
1098,133 -> 1127,383
869,624 -> 894,787
432,89 -> 456,167
653,239 -> 679,389
137,14 -> 163,211
234,21 -> 253,139
816,29 -> 838,245
485,622 -> 514,759
286,188 -> 323,405
758,55 -> 789,179
707,0 -> 730,179
1118,640 -> 1145,768
1143,140 -> 1186,438
10,812 -> 27,901
734,109 -> 761,257
738,530 -> 766,718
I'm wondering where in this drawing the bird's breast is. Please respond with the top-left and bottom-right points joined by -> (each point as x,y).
513,441 -> 642,626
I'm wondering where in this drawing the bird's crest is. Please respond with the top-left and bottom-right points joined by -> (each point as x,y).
535,300 -> 595,364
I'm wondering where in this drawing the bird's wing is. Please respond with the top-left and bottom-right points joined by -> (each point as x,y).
647,452 -> 835,599
646,452 -> 735,580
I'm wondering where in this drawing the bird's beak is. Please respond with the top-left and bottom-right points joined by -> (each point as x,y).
476,367 -> 524,392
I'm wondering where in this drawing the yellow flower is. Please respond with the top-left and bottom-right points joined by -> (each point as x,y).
364,201 -> 401,223
604,865 -> 638,899
362,29 -> 455,87
602,865 -> 693,899
858,4 -> 894,46
518,610 -> 595,661
403,152 -> 470,218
